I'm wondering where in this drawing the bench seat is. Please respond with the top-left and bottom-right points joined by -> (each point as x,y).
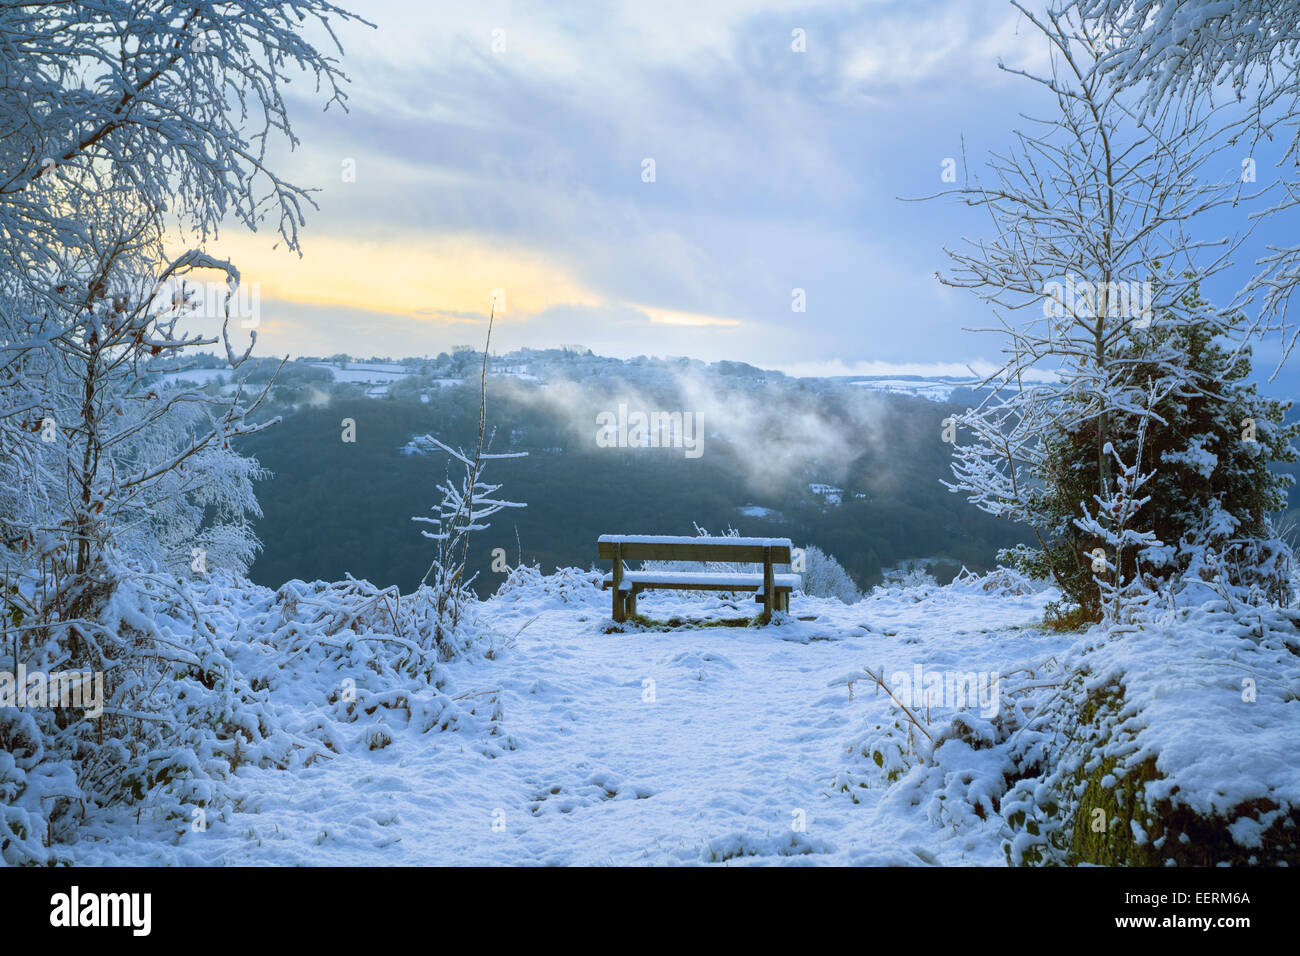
601,571 -> 801,592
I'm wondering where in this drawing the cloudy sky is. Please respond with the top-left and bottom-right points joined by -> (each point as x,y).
211,0 -> 1297,389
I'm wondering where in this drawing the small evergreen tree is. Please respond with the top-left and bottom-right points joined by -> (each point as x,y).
1003,290 -> 1298,614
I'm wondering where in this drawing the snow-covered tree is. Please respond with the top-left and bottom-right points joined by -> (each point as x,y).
0,1 -> 366,571
0,0 -> 365,859
929,5 -> 1273,614
1069,0 -> 1300,370
410,304 -> 526,656
410,431 -> 526,643
1,256 -> 279,580
1072,384 -> 1164,621
0,1 -> 365,580
1000,287 -> 1297,614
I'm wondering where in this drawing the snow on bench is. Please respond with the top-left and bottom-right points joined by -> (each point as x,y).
597,534 -> 799,623
597,534 -> 797,548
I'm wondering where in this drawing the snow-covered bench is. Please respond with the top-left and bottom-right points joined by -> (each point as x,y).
597,535 -> 800,623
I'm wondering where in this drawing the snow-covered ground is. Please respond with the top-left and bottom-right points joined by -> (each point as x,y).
847,378 -> 971,402
310,362 -> 412,383
69,576 -> 1072,865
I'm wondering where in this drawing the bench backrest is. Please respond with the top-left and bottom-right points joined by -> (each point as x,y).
598,535 -> 793,564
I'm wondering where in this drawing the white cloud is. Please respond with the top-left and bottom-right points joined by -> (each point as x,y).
251,0 -> 1062,369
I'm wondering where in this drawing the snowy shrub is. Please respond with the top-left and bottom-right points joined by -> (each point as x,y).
1171,505 -> 1295,609
831,662 -> 1029,811
869,564 -> 941,602
492,564 -> 604,608
843,596 -> 1300,864
407,573 -> 481,662
948,565 -> 1039,597
834,717 -> 916,799
272,574 -> 508,672
697,830 -> 832,862
2,569 -> 289,864
0,711 -> 79,865
876,670 -> 1050,836
832,654 -> 1062,843
799,545 -> 862,603
879,566 -> 939,590
0,564 -> 509,864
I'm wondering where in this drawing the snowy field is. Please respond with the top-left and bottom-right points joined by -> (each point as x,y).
310,362 -> 412,383
65,576 -> 1070,866
848,378 -> 965,402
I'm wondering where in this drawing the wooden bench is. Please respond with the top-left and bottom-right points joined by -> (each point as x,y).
597,534 -> 800,623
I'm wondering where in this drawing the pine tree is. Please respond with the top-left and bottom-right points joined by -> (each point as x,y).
1003,288 -> 1298,614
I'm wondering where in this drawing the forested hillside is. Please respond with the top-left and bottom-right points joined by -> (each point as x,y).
234,354 -> 1030,592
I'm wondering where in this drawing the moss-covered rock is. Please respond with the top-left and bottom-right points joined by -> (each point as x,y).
1004,673 -> 1300,865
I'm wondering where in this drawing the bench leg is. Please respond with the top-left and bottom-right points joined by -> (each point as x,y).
625,588 -> 637,618
611,545 -> 625,622
761,546 -> 774,623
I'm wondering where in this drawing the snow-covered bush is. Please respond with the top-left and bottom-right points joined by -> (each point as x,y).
833,716 -> 917,800
869,563 -> 943,603
852,661 -> 1055,835
2,568 -> 307,865
799,545 -> 862,604
1,567 -> 511,865
492,564 -> 605,608
948,565 -> 1040,597
0,710 -> 79,864
840,590 -> 1300,865
879,565 -> 939,590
